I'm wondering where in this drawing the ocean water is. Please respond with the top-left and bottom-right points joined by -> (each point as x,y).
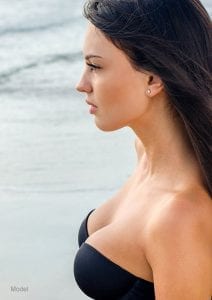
0,1 -> 211,299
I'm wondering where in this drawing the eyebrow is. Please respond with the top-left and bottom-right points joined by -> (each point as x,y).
85,54 -> 103,60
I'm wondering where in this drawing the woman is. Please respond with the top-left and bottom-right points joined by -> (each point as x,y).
74,0 -> 212,299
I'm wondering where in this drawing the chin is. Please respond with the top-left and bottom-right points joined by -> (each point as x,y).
95,120 -> 124,132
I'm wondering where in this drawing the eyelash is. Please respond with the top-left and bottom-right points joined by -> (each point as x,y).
86,63 -> 101,71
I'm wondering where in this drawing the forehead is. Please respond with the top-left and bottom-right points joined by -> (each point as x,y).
83,23 -> 121,59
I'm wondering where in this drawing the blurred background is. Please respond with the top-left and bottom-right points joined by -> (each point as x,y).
0,0 -> 211,299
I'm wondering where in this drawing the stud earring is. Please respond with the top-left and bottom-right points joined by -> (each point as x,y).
146,89 -> 151,95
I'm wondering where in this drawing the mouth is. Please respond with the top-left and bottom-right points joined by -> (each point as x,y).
86,100 -> 98,114
86,100 -> 98,108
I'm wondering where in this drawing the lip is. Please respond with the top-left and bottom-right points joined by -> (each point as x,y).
86,100 -> 98,108
86,99 -> 98,114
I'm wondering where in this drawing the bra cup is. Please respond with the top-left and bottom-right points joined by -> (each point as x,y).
74,210 -> 155,299
78,209 -> 95,246
74,243 -> 138,299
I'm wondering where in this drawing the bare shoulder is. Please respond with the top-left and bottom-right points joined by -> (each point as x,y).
145,187 -> 212,299
148,187 -> 212,236
146,187 -> 212,252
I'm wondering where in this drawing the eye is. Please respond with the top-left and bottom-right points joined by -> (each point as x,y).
86,63 -> 101,71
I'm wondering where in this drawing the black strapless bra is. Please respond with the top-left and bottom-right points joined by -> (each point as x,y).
74,209 -> 155,300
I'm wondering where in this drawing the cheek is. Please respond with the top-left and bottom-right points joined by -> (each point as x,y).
95,72 -> 126,101
92,69 -> 149,131
99,77 -> 147,115
95,84 -> 149,132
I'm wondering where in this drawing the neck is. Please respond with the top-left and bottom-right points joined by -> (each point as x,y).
129,99 -> 204,191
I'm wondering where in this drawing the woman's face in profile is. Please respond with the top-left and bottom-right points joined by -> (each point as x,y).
76,23 -> 150,132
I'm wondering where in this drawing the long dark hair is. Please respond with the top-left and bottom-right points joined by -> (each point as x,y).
83,0 -> 212,196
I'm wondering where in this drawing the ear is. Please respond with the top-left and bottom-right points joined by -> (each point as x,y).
146,74 -> 164,97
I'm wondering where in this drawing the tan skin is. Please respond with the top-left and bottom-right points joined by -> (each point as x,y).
76,24 -> 212,299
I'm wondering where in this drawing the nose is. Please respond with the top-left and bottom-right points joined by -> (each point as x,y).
75,73 -> 92,94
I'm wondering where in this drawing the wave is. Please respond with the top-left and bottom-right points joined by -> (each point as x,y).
0,186 -> 116,194
0,16 -> 80,37
0,52 -> 81,83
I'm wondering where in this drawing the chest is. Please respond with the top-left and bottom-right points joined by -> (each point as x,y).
74,204 -> 156,299
86,193 -> 157,281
